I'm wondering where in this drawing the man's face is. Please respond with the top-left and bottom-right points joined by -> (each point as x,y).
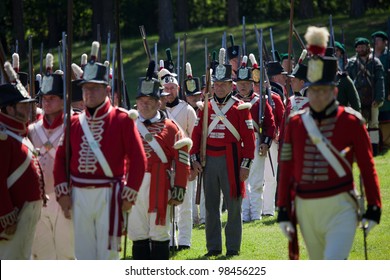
236,80 -> 253,97
41,95 -> 63,115
374,37 -> 386,51
82,83 -> 109,108
291,77 -> 305,92
213,81 -> 232,99
186,94 -> 202,108
163,83 -> 179,103
335,47 -> 343,59
7,102 -> 31,123
274,74 -> 287,86
356,44 -> 370,57
307,85 -> 336,112
136,96 -> 160,120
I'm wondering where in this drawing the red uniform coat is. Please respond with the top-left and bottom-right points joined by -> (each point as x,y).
139,113 -> 190,225
0,113 -> 44,233
271,92 -> 285,137
54,98 -> 146,192
235,91 -> 276,145
191,94 -> 255,197
277,104 -> 381,209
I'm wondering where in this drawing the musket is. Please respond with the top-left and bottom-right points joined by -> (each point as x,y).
15,40 -> 19,54
200,54 -> 211,168
197,54 -> 211,205
181,34 -> 187,101
286,2 -> 295,98
292,24 -> 306,51
176,37 -> 180,82
65,0 -> 73,187
270,27 -> 276,61
28,36 -> 36,122
0,40 -> 10,83
97,23 -> 102,62
39,42 -> 44,76
204,38 -> 208,74
62,32 -> 67,125
242,16 -> 247,57
154,42 -> 158,72
111,45 -> 116,107
329,15 -> 335,48
139,25 -> 152,62
115,0 -> 123,107
256,28 -> 265,153
106,31 -> 111,62
120,46 -> 129,109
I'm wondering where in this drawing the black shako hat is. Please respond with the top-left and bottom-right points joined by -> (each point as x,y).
136,60 -> 161,100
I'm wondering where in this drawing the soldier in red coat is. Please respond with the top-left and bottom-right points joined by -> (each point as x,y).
191,48 -> 255,257
277,26 -> 382,260
0,62 -> 44,259
127,61 -> 191,260
53,42 -> 146,260
235,55 -> 275,222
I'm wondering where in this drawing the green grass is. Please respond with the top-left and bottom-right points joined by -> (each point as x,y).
122,148 -> 389,260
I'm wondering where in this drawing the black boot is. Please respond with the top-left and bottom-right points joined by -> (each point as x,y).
372,143 -> 379,157
132,239 -> 151,260
151,240 -> 170,260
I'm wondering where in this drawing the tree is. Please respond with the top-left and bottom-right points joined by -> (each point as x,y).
158,0 -> 175,45
227,0 -> 239,27
298,0 -> 314,19
177,0 -> 189,31
350,0 -> 366,17
11,0 -> 26,58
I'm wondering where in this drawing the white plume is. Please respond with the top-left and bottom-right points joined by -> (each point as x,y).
71,63 -> 83,79
186,62 -> 192,77
4,61 -> 18,82
91,41 -> 100,59
219,48 -> 225,65
12,53 -> 19,71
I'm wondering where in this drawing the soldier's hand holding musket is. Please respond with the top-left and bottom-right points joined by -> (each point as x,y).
168,186 -> 186,206
121,185 -> 138,212
258,143 -> 269,156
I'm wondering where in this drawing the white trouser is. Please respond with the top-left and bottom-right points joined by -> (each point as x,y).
263,141 -> 279,215
72,187 -> 119,260
296,192 -> 358,260
32,192 -> 75,259
242,136 -> 265,221
128,173 -> 170,242
170,179 -> 193,246
192,176 -> 206,224
0,200 -> 41,260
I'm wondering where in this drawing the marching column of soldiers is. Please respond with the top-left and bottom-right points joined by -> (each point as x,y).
1,20 -> 386,260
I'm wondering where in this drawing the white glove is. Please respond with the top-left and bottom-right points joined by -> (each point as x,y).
279,221 -> 295,241
361,218 -> 378,236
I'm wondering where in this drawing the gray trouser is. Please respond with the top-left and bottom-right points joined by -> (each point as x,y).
203,155 -> 242,252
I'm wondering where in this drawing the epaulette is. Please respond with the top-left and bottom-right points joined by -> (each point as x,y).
196,100 -> 204,110
174,137 -> 193,150
288,107 -> 308,123
237,102 -> 252,110
344,106 -> 365,125
128,109 -> 139,120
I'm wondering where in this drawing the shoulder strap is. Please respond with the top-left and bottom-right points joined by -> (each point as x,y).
79,112 -> 113,177
136,119 -> 168,163
209,98 -> 241,141
2,128 -> 36,188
